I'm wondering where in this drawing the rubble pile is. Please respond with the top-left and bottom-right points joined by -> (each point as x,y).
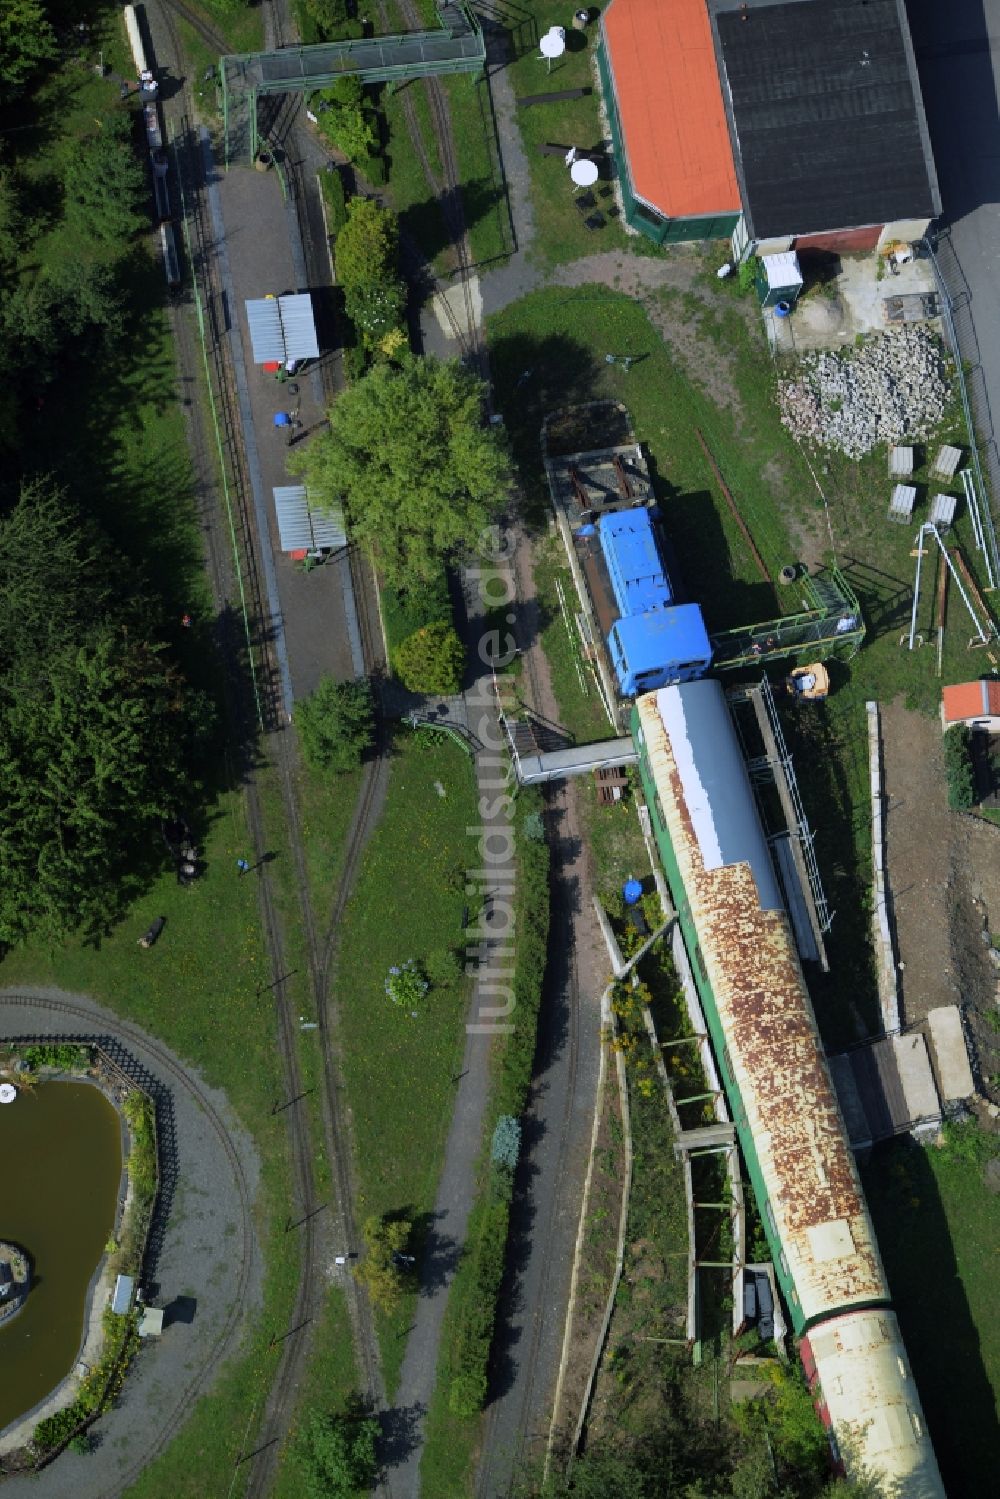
778,327 -> 949,459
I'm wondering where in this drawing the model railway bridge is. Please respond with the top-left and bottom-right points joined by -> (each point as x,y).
220,2 -> 485,165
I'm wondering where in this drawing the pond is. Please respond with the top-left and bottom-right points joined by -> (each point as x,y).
0,1081 -> 123,1433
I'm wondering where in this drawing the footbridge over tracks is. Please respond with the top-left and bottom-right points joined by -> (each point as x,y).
710,567 -> 865,671
220,3 -> 485,165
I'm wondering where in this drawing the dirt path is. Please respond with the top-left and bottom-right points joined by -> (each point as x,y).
882,699 -> 1000,1094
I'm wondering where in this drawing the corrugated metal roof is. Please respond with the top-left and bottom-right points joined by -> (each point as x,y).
273,486 -> 345,553
637,682 -> 886,1324
807,1311 -> 944,1496
245,294 -> 319,363
276,293 -> 319,360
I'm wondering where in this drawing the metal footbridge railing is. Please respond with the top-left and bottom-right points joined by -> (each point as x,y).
221,3 -> 485,165
710,567 -> 865,671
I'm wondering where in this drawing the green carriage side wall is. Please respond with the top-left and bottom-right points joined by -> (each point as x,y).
596,41 -> 740,247
631,707 -> 806,1331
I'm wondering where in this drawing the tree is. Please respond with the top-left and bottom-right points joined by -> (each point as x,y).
943,724 -> 975,810
334,196 -> 398,289
297,1404 -> 379,1499
296,676 -> 373,773
0,483 -> 211,942
318,100 -> 377,164
63,111 -> 146,244
353,1214 -> 412,1314
294,355 -> 511,588
0,0 -> 57,103
394,621 -> 465,695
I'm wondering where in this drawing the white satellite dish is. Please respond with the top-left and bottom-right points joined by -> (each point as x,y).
570,157 -> 599,189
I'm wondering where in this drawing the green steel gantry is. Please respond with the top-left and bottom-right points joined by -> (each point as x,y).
219,2 -> 485,166
710,567 -> 865,671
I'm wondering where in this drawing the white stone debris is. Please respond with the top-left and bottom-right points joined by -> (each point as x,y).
777,326 -> 949,460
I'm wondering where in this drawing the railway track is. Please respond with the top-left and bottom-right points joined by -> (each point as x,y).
0,993 -> 256,1489
155,3 -> 391,1482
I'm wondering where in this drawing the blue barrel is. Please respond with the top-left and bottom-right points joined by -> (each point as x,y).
774,301 -> 791,318
623,878 -> 643,906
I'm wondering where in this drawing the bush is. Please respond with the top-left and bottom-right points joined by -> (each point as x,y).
493,792 -> 551,1119
22,1043 -> 90,1071
317,100 -> 378,164
342,342 -> 369,384
447,1186 -> 512,1415
297,676 -> 374,773
320,165 -> 349,236
344,278 -> 407,347
738,254 -> 761,294
394,622 -> 465,696
123,1091 -> 157,1206
335,196 -> 398,289
353,1214 -> 412,1313
356,150 -> 387,186
944,724 -> 976,809
297,1404 -> 379,1499
425,946 -> 462,987
381,571 -> 452,657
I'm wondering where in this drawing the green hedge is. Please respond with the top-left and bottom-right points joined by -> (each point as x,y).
944,724 -> 976,810
442,795 -> 551,1415
382,569 -> 453,659
494,793 -> 551,1119
320,164 -> 348,237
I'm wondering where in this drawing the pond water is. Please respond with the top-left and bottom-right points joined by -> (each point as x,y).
0,1081 -> 122,1433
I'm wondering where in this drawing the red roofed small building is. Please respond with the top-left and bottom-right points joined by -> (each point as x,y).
941,679 -> 1000,732
598,0 -> 742,244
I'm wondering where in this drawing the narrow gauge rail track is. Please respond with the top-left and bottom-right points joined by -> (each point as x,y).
155,4 -> 391,1488
0,993 -> 255,1491
148,7 -> 334,1494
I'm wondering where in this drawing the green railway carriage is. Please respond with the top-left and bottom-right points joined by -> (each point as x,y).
632,682 -> 944,1497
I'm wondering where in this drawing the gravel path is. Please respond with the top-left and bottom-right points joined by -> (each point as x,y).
0,988 -> 262,1499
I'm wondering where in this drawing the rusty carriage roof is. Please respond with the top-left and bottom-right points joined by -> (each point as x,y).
637,683 -> 888,1324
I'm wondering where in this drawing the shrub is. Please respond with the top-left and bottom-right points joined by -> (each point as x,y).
297,1404 -> 379,1499
342,342 -> 369,384
123,1091 -> 157,1205
320,164 -> 349,236
491,1114 -> 521,1171
317,100 -> 377,164
447,1188 -> 512,1415
493,792 -> 551,1119
344,278 -> 407,347
426,946 -> 462,987
384,958 -> 428,1010
394,621 -> 465,696
375,325 -> 409,363
737,254 -> 761,294
355,150 -> 387,186
297,676 -> 374,773
22,1043 -> 90,1071
335,196 -> 398,289
944,724 -> 975,809
353,1214 -> 412,1313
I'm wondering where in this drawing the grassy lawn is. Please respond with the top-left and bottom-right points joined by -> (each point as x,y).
503,2 -> 647,268
333,732 -> 478,1391
863,1130 -> 1000,1496
439,70 -> 511,269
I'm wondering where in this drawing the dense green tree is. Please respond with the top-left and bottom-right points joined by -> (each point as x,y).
298,1403 -> 379,1499
63,111 -> 146,243
0,484 -> 211,942
353,1214 -> 412,1314
296,676 -> 373,773
317,96 -> 377,163
334,195 -> 398,288
394,621 -> 465,696
294,355 -> 510,588
0,0 -> 57,102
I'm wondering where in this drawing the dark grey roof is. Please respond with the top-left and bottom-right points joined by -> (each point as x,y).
711,0 -> 940,239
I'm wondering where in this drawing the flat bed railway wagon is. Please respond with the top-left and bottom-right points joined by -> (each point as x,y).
632,681 -> 945,1497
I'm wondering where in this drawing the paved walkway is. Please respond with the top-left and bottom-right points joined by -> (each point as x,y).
0,990 -> 261,1499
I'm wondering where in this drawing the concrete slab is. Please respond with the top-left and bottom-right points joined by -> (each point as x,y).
926,1005 -> 976,1101
890,1031 -> 942,1122
214,162 -> 360,701
787,254 -> 941,352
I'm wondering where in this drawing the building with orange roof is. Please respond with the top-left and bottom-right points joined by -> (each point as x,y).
599,0 -> 939,256
597,0 -> 741,245
941,679 -> 1000,732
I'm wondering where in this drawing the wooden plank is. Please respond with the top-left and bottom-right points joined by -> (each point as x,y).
517,87 -> 591,107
